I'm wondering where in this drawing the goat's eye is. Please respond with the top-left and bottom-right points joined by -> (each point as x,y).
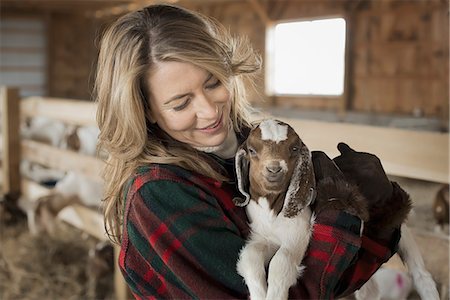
290,146 -> 300,158
248,147 -> 257,156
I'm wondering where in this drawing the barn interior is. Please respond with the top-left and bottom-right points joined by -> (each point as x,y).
0,0 -> 449,299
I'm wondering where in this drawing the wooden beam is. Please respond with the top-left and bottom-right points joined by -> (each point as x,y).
247,0 -> 271,25
341,11 -> 354,116
58,204 -> 106,241
21,178 -> 52,200
114,245 -> 131,300
1,87 -> 21,196
21,178 -> 107,241
21,140 -> 104,180
276,118 -> 449,184
21,96 -> 98,126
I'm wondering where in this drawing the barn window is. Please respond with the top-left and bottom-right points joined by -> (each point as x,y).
266,17 -> 346,96
0,18 -> 47,97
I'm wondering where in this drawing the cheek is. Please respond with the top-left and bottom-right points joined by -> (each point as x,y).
161,112 -> 196,132
250,160 -> 263,175
214,87 -> 231,106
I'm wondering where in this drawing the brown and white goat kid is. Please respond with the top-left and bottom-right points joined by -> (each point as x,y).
233,119 -> 315,300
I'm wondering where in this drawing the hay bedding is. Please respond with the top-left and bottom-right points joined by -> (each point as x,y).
0,216 -> 113,300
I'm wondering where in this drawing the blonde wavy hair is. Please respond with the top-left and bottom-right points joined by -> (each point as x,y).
95,4 -> 261,244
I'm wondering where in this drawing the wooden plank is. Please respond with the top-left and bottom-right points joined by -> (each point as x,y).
21,179 -> 107,241
277,118 -> 449,184
114,245 -> 131,300
1,87 -> 21,195
0,66 -> 45,72
21,178 -> 52,200
58,204 -> 106,241
21,96 -> 97,126
21,140 -> 104,180
247,0 -> 272,25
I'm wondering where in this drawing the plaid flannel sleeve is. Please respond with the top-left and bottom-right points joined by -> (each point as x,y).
289,210 -> 363,299
119,168 -> 248,300
334,227 -> 401,298
289,210 -> 400,299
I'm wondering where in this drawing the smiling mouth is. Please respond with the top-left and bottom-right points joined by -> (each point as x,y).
198,112 -> 223,130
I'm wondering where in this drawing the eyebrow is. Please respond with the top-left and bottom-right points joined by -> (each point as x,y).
163,73 -> 213,105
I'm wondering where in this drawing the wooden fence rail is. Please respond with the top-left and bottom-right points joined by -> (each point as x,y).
0,86 -> 128,300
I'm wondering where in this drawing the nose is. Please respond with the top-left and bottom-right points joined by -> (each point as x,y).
195,93 -> 218,119
266,162 -> 282,174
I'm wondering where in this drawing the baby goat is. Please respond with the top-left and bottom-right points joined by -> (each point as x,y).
233,119 -> 315,300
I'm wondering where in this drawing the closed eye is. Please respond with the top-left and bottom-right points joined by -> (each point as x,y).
173,98 -> 191,111
248,147 -> 257,156
205,77 -> 221,90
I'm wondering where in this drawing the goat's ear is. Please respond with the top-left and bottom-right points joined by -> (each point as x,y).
234,147 -> 251,206
283,144 -> 316,218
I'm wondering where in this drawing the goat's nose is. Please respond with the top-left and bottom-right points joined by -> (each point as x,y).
266,163 -> 282,174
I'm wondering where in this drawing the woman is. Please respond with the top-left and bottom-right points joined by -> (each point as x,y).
95,4 -> 411,299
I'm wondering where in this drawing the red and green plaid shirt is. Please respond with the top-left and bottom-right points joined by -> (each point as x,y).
119,161 -> 400,299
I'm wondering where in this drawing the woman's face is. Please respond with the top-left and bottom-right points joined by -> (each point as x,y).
147,61 -> 232,148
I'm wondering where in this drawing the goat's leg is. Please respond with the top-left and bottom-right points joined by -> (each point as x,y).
237,241 -> 275,300
266,245 -> 307,300
398,224 -> 439,300
355,276 -> 381,300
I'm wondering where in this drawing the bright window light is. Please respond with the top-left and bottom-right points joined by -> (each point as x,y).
267,18 -> 346,96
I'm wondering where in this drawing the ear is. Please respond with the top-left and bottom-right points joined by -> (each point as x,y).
283,144 -> 316,218
234,147 -> 251,206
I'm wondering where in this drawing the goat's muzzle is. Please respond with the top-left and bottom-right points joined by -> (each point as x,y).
262,161 -> 287,189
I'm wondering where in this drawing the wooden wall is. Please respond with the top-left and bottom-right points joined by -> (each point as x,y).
1,0 -> 448,121
351,0 -> 449,118
0,17 -> 48,97
195,0 -> 449,120
47,13 -> 102,99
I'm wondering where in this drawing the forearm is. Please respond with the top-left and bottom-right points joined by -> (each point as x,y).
121,176 -> 249,299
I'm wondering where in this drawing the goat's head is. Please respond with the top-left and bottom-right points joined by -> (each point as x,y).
234,119 -> 316,217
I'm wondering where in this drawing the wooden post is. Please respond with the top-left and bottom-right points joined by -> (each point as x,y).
114,244 -> 130,300
1,87 -> 21,197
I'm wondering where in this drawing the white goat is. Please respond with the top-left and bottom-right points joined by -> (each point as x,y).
26,171 -> 104,236
233,119 -> 316,300
61,125 -> 100,156
21,116 -> 67,147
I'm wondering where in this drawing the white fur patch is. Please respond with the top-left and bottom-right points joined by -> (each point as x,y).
280,160 -> 288,172
243,199 -> 313,300
259,120 -> 288,144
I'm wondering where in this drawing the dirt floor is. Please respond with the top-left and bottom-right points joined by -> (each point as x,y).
0,215 -> 115,300
0,176 -> 448,300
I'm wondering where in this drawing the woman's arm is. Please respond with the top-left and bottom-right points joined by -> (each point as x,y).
119,165 -> 248,299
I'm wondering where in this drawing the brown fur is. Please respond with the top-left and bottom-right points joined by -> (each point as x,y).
365,182 -> 412,239
34,193 -> 80,236
314,177 -> 369,222
66,128 -> 81,152
433,184 -> 449,226
235,120 -> 315,217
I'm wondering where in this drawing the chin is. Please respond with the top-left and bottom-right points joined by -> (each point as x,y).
201,132 -> 228,147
